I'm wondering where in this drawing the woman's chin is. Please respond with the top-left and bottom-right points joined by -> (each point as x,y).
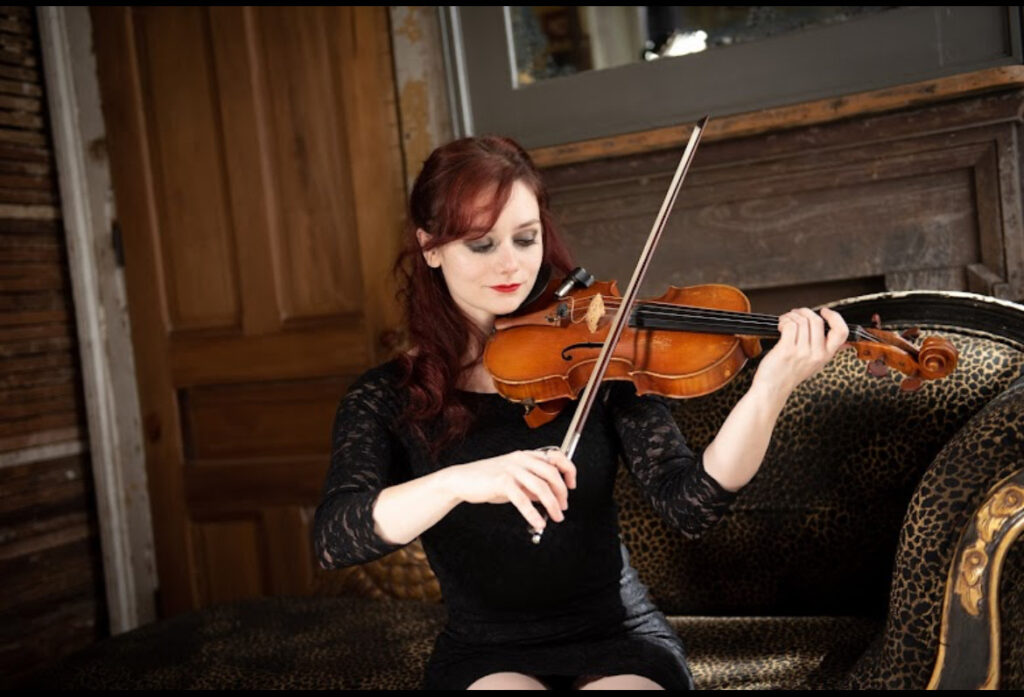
493,294 -> 529,316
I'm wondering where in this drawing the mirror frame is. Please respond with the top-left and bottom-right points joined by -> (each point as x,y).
440,6 -> 1023,149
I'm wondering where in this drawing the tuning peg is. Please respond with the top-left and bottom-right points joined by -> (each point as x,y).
867,358 -> 888,378
900,327 -> 920,340
871,313 -> 883,329
900,377 -> 923,392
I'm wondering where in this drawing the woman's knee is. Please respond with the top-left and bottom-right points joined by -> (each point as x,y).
576,674 -> 664,690
467,672 -> 549,690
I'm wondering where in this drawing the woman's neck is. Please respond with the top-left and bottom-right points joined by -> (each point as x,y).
456,335 -> 499,393
458,365 -> 498,393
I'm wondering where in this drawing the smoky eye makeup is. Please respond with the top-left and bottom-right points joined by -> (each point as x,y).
514,231 -> 539,247
464,229 -> 539,253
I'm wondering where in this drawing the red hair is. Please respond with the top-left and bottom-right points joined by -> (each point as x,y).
394,136 -> 574,453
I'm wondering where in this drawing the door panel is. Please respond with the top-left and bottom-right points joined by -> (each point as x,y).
92,5 -> 406,614
255,6 -> 365,319
136,7 -> 242,331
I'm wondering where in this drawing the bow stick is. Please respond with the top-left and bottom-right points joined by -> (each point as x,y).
530,116 -> 709,544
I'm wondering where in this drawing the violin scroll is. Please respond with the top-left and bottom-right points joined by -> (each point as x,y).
917,336 -> 959,380
849,320 -> 958,392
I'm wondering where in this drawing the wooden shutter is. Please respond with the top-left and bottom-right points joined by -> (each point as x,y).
0,5 -> 105,682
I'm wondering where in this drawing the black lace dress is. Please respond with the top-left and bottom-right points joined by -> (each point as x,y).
313,360 -> 736,690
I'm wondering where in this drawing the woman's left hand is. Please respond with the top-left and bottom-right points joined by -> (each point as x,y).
752,307 -> 849,397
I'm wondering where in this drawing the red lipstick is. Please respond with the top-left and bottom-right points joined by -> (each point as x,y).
490,283 -> 522,293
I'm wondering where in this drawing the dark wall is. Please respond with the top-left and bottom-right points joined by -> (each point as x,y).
543,90 -> 1024,315
0,6 -> 107,686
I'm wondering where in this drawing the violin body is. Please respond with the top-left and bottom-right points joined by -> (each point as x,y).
485,281 -> 764,408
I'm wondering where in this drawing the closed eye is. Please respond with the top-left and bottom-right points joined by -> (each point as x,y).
466,231 -> 539,253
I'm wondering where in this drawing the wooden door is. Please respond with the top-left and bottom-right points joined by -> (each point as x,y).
90,6 -> 407,615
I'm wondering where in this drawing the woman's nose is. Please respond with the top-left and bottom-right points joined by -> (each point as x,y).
495,241 -> 518,273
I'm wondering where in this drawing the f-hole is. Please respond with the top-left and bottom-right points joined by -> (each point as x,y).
561,342 -> 604,361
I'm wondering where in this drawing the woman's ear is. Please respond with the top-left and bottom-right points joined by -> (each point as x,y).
416,228 -> 441,268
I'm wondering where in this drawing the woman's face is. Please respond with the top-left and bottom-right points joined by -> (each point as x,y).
420,179 -> 544,331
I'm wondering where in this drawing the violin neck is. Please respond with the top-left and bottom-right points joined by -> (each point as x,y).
631,303 -> 779,337
630,302 -> 863,339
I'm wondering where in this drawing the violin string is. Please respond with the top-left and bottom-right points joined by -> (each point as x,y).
633,310 -> 779,334
634,301 -> 882,344
598,298 -> 770,321
595,297 -> 881,342
595,300 -> 780,331
598,296 -> 778,321
593,302 -> 798,333
582,298 -> 881,343
603,297 -> 831,327
631,305 -> 881,344
632,298 -> 781,322
595,299 -> 797,330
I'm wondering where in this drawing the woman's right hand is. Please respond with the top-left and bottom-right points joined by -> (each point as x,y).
449,449 -> 577,532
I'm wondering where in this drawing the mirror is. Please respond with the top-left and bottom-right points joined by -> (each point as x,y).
510,6 -> 894,86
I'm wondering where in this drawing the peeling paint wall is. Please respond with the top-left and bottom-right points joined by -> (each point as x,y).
389,7 -> 454,193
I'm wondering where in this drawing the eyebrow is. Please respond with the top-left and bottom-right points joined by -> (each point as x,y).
515,219 -> 541,230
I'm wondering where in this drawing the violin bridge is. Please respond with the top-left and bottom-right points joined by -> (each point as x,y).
585,294 -> 605,334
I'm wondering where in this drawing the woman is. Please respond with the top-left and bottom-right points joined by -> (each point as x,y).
313,136 -> 849,690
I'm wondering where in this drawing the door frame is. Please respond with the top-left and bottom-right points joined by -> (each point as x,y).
36,5 -> 157,634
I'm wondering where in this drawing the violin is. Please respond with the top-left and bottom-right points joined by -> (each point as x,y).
494,116 -> 957,543
483,272 -> 960,429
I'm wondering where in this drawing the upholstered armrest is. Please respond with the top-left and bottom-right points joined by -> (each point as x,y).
847,376 -> 1024,690
928,465 -> 1024,689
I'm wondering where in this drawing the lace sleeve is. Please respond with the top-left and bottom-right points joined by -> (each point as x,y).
313,374 -> 408,568
608,384 -> 737,539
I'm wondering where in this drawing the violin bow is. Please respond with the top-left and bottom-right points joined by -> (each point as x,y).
531,116 -> 708,543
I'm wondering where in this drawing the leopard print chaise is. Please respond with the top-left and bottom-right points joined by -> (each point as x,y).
32,293 -> 1024,690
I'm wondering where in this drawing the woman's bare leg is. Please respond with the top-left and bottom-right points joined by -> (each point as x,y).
467,672 -> 549,690
577,674 -> 664,690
